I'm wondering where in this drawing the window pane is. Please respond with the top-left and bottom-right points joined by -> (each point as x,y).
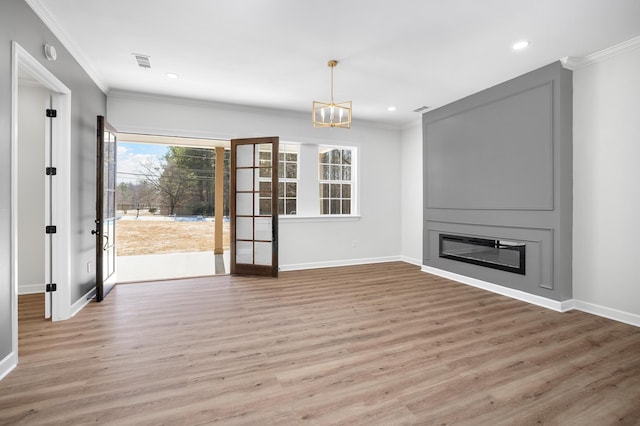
286,153 -> 297,162
286,163 -> 297,179
330,199 -> 340,214
279,152 -> 284,161
330,149 -> 341,164
330,183 -> 341,198
342,165 -> 351,181
321,183 -> 329,197
236,144 -> 253,168
331,165 -> 340,180
278,199 -> 284,215
342,200 -> 351,215
278,182 -> 284,196
342,184 -> 351,199
259,167 -> 271,178
237,193 -> 253,216
278,162 -> 284,178
322,199 -> 329,214
286,199 -> 296,215
319,150 -> 329,164
321,165 -> 330,180
342,149 -> 351,165
254,242 -> 272,265
237,169 -> 253,192
255,217 -> 272,241
236,217 -> 253,240
259,181 -> 271,194
259,198 -> 271,215
236,241 -> 253,264
286,182 -> 297,197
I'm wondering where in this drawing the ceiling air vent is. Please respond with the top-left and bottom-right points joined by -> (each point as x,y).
413,106 -> 430,114
132,53 -> 151,69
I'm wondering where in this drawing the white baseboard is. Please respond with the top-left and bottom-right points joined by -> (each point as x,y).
18,283 -> 44,295
420,265 -> 639,327
280,256 -> 402,272
421,265 -> 569,312
70,287 -> 96,318
569,300 -> 640,327
400,256 -> 422,267
0,351 -> 17,381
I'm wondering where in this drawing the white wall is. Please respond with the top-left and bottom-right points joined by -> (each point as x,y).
107,92 -> 402,269
17,83 -> 48,294
400,120 -> 423,265
573,41 -> 640,321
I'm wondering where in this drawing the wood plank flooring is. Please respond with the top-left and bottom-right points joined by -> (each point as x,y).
1,262 -> 639,425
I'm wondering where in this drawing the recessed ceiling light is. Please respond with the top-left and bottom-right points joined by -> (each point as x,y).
513,40 -> 530,51
387,106 -> 396,112
166,73 -> 179,79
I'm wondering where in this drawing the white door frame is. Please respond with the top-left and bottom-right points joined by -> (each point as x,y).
10,41 -> 72,365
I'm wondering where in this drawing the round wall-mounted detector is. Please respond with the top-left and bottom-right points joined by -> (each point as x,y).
44,44 -> 57,61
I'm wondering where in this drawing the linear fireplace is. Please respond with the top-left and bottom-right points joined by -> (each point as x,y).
439,234 -> 526,275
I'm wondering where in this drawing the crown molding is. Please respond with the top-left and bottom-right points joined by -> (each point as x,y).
562,36 -> 640,70
25,0 -> 108,93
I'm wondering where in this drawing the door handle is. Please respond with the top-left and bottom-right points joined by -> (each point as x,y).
91,229 -> 100,235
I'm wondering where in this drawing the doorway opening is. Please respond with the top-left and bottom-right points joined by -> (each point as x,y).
115,133 -> 231,282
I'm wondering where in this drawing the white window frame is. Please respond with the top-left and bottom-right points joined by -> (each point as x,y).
318,145 -> 357,216
277,142 -> 299,215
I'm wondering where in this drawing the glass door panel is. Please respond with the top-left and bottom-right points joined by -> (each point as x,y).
230,137 -> 279,277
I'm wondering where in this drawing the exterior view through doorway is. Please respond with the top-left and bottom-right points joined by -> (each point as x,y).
115,134 -> 230,282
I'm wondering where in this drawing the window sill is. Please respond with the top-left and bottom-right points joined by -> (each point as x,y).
279,215 -> 361,223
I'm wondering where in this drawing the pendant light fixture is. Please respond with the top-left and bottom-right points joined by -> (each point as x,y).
312,60 -> 352,128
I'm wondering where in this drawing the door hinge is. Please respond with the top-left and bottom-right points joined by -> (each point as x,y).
46,283 -> 57,292
46,109 -> 57,118
46,167 -> 57,176
45,225 -> 57,234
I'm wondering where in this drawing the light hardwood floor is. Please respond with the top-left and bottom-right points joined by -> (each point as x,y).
2,262 -> 639,425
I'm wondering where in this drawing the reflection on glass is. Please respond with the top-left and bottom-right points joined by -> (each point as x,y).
236,241 -> 253,264
254,242 -> 272,265
237,169 -> 253,192
236,193 -> 253,216
286,199 -> 296,214
259,167 -> 271,178
255,217 -> 272,241
259,198 -> 271,215
237,144 -> 253,168
236,217 -> 253,240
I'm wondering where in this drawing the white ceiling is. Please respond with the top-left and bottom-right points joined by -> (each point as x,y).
27,0 -> 640,128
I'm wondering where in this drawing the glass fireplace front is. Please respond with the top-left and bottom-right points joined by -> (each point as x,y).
439,234 -> 525,275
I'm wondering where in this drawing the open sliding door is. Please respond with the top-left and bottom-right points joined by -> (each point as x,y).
230,137 -> 279,277
94,116 -> 117,301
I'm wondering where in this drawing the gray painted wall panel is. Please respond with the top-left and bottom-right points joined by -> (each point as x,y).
423,61 -> 572,301
426,83 -> 553,210
0,0 -> 106,363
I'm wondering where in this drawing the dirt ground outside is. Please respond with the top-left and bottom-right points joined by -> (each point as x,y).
116,218 -> 230,256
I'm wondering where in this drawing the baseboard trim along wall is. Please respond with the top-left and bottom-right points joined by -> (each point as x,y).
18,283 -> 44,295
421,265 -> 640,327
569,300 -> 640,328
400,256 -> 422,267
70,287 -> 96,319
0,351 -> 17,381
280,256 -> 403,272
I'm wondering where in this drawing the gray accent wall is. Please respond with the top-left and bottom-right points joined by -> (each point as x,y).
0,0 -> 106,364
423,61 -> 572,301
